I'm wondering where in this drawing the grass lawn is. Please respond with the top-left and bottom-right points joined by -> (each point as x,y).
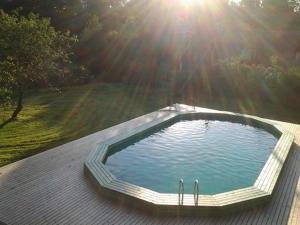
0,82 -> 299,167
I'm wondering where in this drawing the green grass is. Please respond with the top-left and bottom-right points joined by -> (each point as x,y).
0,82 -> 299,167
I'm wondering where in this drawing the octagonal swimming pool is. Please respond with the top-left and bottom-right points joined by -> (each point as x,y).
85,109 -> 294,211
104,119 -> 278,195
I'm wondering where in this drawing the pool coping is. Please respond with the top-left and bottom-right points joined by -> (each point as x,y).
84,105 -> 294,211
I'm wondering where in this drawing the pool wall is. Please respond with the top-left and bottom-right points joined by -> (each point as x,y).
84,105 -> 294,215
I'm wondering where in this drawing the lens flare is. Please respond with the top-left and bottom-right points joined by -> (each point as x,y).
179,0 -> 204,7
180,0 -> 193,6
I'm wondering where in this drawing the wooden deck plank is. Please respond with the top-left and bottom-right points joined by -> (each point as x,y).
277,145 -> 300,225
287,126 -> 300,225
0,105 -> 299,225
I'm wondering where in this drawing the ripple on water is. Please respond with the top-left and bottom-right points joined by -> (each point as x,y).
105,120 -> 278,194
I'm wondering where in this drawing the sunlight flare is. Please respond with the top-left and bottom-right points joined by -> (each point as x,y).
179,0 -> 204,8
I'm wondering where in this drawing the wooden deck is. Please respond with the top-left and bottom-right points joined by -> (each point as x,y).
0,105 -> 300,225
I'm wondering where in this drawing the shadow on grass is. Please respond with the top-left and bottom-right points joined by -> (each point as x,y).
1,82 -> 300,167
0,118 -> 13,129
0,83 -> 171,167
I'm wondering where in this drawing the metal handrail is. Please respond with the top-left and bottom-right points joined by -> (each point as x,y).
194,179 -> 199,205
178,178 -> 184,205
174,103 -> 178,111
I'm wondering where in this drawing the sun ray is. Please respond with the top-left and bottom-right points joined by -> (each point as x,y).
179,0 -> 204,8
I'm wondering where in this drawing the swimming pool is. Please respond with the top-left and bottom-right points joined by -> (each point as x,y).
85,108 -> 294,212
104,119 -> 278,195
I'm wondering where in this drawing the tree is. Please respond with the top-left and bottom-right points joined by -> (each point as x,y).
289,0 -> 300,12
240,0 -> 261,8
263,0 -> 291,12
0,10 -> 77,120
0,0 -> 88,32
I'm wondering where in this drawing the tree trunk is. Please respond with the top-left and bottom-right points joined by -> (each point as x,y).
11,85 -> 23,120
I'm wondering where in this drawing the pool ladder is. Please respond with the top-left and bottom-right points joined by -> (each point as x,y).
178,179 -> 200,205
178,178 -> 184,205
194,179 -> 199,205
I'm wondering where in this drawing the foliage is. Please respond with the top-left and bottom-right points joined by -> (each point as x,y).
0,0 -> 88,32
1,0 -> 300,83
219,55 -> 300,100
289,0 -> 300,12
0,59 -> 15,105
0,10 -> 77,119
81,14 -> 103,41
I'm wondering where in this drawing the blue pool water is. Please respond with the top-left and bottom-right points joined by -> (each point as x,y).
105,120 -> 278,194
